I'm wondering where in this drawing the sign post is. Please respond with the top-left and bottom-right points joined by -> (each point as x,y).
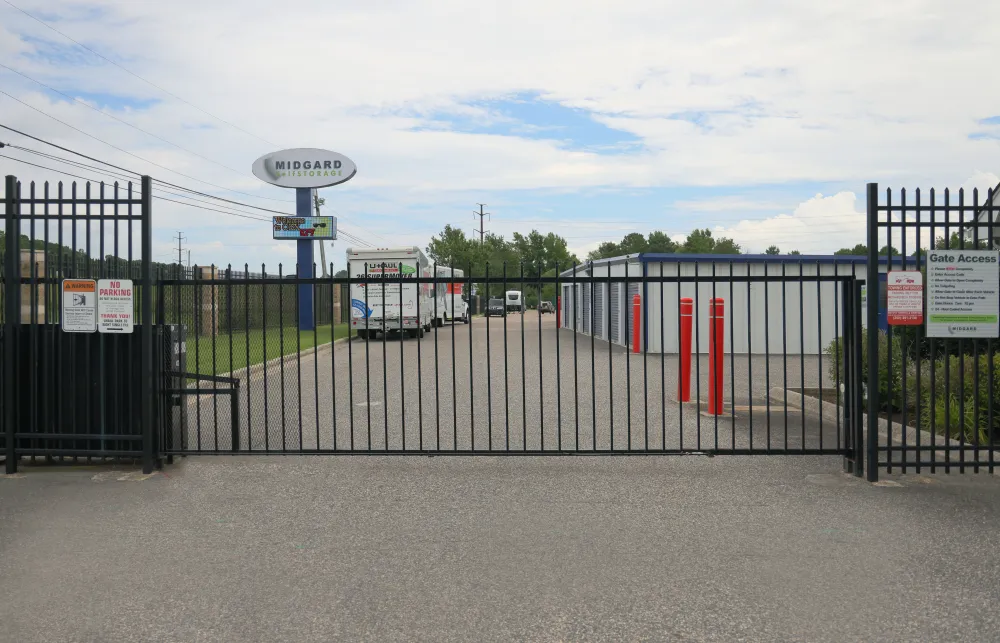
252,148 -> 356,332
295,188 -> 315,330
926,250 -> 1000,338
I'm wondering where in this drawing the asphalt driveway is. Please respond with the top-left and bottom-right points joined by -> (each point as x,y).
175,314 -> 837,454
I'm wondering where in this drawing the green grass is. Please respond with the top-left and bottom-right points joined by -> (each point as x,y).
188,323 -> 350,376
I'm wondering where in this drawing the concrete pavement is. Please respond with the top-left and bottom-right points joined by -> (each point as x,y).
1,454 -> 999,642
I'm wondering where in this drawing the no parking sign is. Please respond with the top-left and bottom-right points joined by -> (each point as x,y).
97,279 -> 134,333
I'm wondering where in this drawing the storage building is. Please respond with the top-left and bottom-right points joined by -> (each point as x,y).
559,254 -> 902,355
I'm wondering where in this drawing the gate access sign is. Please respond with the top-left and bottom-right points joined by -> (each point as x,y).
97,279 -> 134,334
927,250 -> 1000,338
887,270 -> 923,326
61,279 -> 97,332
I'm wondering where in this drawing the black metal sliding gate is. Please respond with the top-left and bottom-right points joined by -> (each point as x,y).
2,172 -> 872,476
866,182 -> 1000,480
155,265 -> 866,476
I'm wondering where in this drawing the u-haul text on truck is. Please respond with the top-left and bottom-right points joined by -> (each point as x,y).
347,247 -> 434,340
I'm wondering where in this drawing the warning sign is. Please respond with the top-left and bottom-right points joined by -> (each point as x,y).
62,279 -> 97,333
97,279 -> 134,334
887,270 -> 923,326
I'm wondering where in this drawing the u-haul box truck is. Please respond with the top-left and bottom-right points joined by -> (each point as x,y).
347,247 -> 434,339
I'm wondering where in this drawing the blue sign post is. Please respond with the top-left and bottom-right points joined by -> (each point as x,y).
296,188 -> 315,331
251,147 -> 357,334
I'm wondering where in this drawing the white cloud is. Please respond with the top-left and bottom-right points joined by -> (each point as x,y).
1,0 -> 999,267
671,196 -> 788,212
708,171 -> 1000,254
711,192 -> 865,254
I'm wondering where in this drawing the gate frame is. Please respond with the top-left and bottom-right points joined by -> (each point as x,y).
2,175 -> 156,474
866,181 -> 1000,480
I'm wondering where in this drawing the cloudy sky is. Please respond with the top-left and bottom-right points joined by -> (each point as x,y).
1,0 -> 998,272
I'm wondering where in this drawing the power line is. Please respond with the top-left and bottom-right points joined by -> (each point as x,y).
0,63 -> 263,181
1,0 -> 281,148
0,150 -> 376,248
8,143 -> 138,183
2,131 -> 385,248
0,101 -> 292,203
2,148 -> 264,219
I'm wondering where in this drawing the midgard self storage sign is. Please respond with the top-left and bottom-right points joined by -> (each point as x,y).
926,250 -> 1000,338
97,279 -> 134,334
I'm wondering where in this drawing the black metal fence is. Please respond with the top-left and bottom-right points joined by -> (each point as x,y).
155,265 -> 864,476
21,171 -> 980,481
2,176 -> 155,474
866,183 -> 1000,479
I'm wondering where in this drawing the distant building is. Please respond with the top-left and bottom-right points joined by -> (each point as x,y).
559,254 -> 905,355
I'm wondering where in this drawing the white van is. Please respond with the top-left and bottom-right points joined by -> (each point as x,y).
435,265 -> 469,324
347,247 -> 434,339
505,290 -> 524,313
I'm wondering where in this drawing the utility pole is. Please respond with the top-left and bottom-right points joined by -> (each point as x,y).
314,189 -> 329,277
173,231 -> 186,277
474,203 -> 490,244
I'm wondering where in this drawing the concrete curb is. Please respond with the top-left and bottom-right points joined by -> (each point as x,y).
770,387 -> 998,466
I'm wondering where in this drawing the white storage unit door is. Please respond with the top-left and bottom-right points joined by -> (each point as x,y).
609,284 -> 621,344
582,281 -> 592,334
593,283 -> 605,340
562,285 -> 570,328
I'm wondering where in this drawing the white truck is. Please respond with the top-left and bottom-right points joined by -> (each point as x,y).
435,265 -> 469,325
505,290 -> 524,313
347,247 -> 434,340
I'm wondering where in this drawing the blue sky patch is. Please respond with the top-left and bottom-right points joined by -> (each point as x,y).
69,90 -> 159,111
20,36 -> 96,67
411,92 -> 642,152
979,116 -> 1000,126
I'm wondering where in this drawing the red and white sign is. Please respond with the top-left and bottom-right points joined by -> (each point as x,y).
97,279 -> 134,334
887,270 -> 923,326
446,283 -> 463,295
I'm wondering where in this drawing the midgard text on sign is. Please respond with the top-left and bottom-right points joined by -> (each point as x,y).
97,279 -> 134,334
926,250 -> 1000,338
251,148 -> 357,189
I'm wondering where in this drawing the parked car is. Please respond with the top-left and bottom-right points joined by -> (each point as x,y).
538,301 -> 555,314
485,298 -> 506,317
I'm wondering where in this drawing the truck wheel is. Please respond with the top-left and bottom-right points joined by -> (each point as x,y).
463,314 -> 469,324
357,330 -> 368,340
418,327 -> 425,338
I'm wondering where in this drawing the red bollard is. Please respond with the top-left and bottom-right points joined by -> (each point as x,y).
632,294 -> 641,354
678,297 -> 693,402
557,296 -> 561,328
708,298 -> 725,415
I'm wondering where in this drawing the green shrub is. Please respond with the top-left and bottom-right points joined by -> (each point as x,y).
827,332 -> 1000,441
919,393 -> 991,445
825,330 -> 905,411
